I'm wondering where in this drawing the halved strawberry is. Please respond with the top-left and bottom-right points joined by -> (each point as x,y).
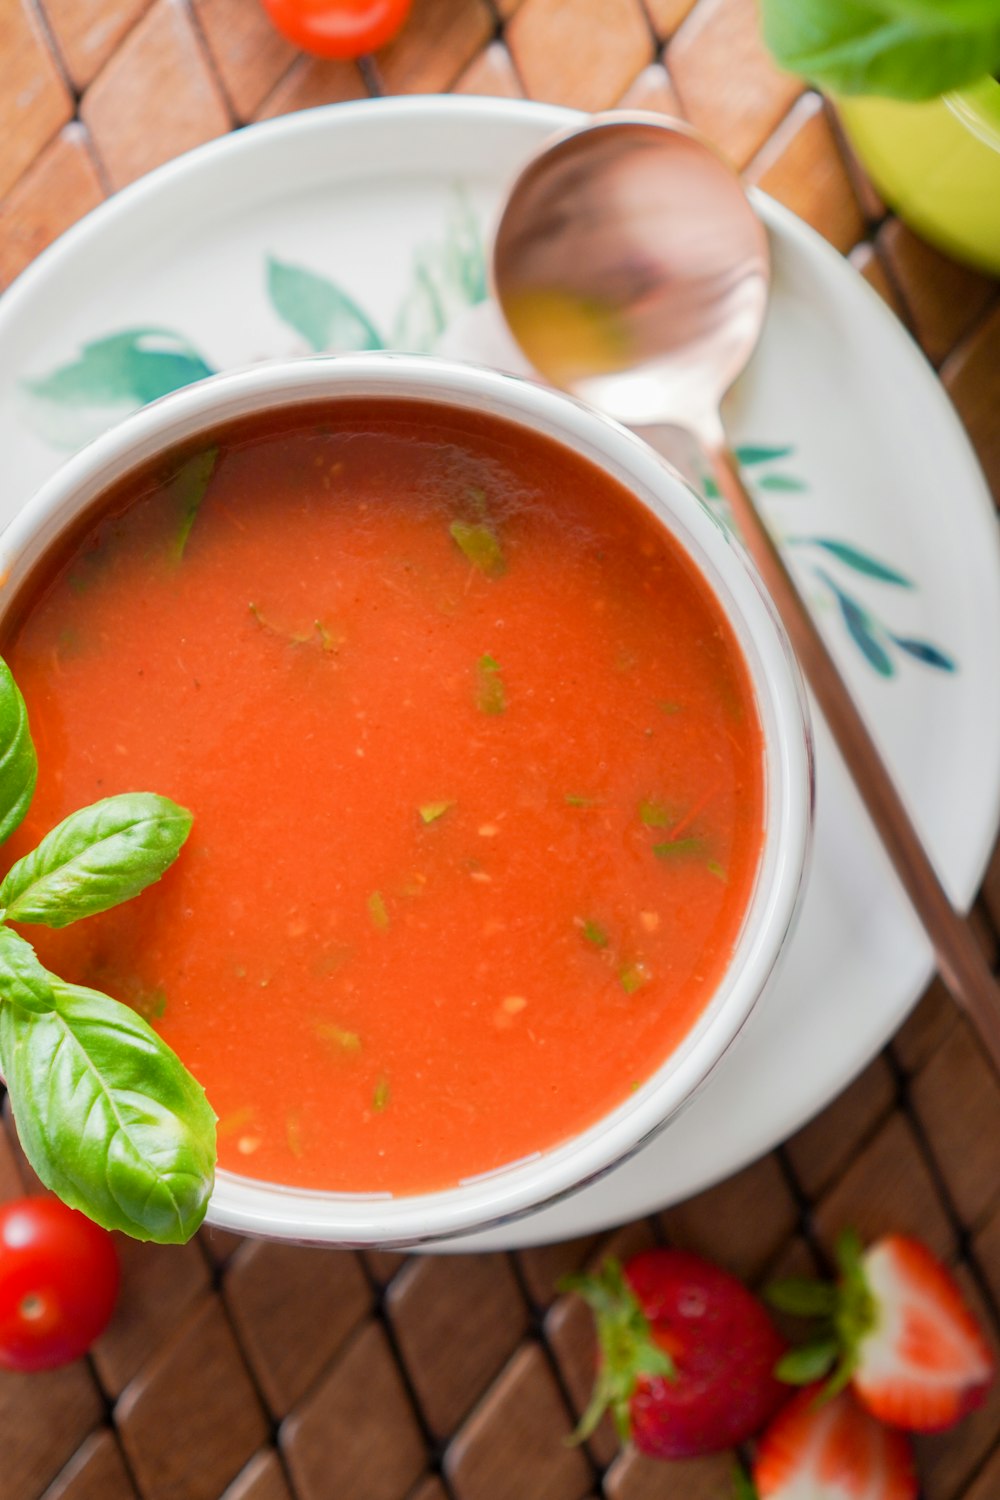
754,1385 -> 918,1500
768,1231 -> 995,1433
563,1249 -> 786,1459
852,1236 -> 994,1431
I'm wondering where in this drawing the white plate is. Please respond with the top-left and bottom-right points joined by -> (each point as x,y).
1,97 -> 998,1250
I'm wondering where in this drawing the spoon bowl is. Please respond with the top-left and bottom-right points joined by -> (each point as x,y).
493,114 -> 769,437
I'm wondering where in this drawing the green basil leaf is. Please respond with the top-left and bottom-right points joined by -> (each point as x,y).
0,792 -> 192,928
760,0 -> 1000,100
0,658 -> 37,848
0,927 -> 57,1013
169,446 -> 218,563
0,978 -> 216,1243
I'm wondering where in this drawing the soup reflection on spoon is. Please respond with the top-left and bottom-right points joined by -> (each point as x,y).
493,111 -> 1000,1061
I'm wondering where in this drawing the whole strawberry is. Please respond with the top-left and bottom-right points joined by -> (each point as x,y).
753,1385 -> 918,1500
563,1249 -> 787,1458
768,1230 -> 995,1432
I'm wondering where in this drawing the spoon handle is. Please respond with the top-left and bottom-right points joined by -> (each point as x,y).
708,443 -> 1000,1066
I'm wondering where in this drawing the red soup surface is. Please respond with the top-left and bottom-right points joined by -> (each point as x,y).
2,401 -> 764,1194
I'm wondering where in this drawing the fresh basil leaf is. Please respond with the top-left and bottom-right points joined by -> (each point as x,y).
760,0 -> 1000,100
0,658 -> 37,848
169,447 -> 218,563
0,927 -> 57,1013
0,792 -> 192,928
449,520 -> 506,578
0,978 -> 215,1243
475,653 -> 506,715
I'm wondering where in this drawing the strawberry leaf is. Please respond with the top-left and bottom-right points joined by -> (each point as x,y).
559,1258 -> 675,1445
775,1339 -> 839,1385
732,1462 -> 759,1500
766,1277 -> 839,1317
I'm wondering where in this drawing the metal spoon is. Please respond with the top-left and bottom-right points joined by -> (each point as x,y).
493,111 -> 1000,1065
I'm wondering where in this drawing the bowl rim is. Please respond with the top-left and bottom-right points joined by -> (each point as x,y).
0,353 -> 813,1246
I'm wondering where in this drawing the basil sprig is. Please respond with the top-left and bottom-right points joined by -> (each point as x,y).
760,0 -> 1000,101
0,657 -> 216,1243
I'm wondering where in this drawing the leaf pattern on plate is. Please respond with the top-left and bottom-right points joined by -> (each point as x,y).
393,187 -> 488,352
21,329 -> 216,451
700,446 -> 957,677
266,257 -> 383,352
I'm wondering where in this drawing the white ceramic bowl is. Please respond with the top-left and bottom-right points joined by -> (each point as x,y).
0,354 -> 812,1246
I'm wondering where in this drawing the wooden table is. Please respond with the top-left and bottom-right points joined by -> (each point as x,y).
2,1 -> 1000,1495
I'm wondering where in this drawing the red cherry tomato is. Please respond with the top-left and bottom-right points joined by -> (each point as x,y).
0,1198 -> 119,1372
258,0 -> 411,59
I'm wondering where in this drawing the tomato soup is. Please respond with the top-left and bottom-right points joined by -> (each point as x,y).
1,401 -> 764,1194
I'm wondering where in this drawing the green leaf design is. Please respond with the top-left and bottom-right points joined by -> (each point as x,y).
0,793 -> 192,928
734,444 -> 796,466
817,570 -> 894,677
0,978 -> 216,1243
757,473 -> 808,492
890,634 -> 957,672
759,0 -> 1000,100
0,927 -> 58,1014
267,257 -> 382,353
24,330 -> 214,408
0,659 -> 37,848
797,538 -> 914,587
393,189 -> 487,353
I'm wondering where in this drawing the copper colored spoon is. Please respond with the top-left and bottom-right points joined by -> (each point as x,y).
492,112 -> 1000,1065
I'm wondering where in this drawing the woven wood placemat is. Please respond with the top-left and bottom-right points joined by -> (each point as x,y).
3,0 -> 1000,1495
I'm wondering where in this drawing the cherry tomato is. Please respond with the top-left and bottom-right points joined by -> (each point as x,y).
258,0 -> 411,59
0,1198 -> 119,1372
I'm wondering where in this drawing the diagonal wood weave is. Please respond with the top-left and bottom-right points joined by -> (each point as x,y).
3,0 -> 1000,1495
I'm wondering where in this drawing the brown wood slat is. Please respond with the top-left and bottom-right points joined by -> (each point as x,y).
193,0 -> 297,122
745,91 -> 866,253
90,1237 -> 211,1397
224,1242 -> 372,1418
37,0 -> 149,90
878,217 -> 998,367
813,1111 -> 957,1261
0,125 -> 104,291
506,0 -> 653,112
280,1321 -> 426,1500
0,0 -> 73,202
220,1450 -> 295,1500
39,1429 -> 137,1500
386,1253 -> 530,1439
666,0 -> 802,168
80,0 -> 231,190
1,1360 -> 104,1500
114,1295 -> 269,1500
3,2 -> 1000,1495
444,1342 -> 592,1500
